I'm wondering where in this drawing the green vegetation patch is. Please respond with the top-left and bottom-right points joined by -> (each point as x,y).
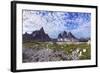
23,41 -> 91,60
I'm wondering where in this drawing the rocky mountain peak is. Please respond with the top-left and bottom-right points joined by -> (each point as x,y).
23,27 -> 51,42
40,27 -> 44,33
58,31 -> 78,42
67,32 -> 76,39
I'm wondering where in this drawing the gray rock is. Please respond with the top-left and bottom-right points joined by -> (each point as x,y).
22,48 -> 81,63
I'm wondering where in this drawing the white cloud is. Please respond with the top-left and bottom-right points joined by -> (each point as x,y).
23,10 -> 91,38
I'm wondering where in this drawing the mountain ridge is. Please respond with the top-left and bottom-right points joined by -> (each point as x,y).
23,27 -> 89,42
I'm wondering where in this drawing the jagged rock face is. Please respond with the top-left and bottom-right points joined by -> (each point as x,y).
67,32 -> 77,39
58,31 -> 67,39
58,31 -> 78,42
23,27 -> 80,42
31,27 -> 51,41
23,27 -> 51,42
23,32 -> 33,42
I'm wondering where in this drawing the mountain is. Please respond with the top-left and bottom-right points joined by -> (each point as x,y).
31,27 -> 51,41
23,27 -> 51,42
23,27 -> 89,42
58,31 -> 78,42
23,32 -> 33,42
78,37 -> 90,42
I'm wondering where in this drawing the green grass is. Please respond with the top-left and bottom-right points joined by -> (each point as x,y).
23,41 -> 91,60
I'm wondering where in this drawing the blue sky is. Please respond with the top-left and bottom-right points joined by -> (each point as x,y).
23,10 -> 91,38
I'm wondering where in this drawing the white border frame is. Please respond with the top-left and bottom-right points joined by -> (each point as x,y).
12,2 -> 97,71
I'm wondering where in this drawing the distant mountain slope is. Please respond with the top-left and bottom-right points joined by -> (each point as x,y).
23,27 -> 51,42
23,27 -> 89,42
58,31 -> 78,42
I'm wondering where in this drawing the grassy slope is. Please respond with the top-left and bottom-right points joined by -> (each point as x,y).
23,41 -> 91,60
